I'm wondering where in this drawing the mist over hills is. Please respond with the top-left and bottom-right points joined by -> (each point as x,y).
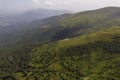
0,7 -> 120,80
0,8 -> 71,27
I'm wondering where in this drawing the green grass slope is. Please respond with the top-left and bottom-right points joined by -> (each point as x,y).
16,7 -> 120,44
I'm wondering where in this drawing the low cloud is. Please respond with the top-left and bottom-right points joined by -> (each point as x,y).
32,0 -> 39,7
44,1 -> 54,6
63,2 -> 68,6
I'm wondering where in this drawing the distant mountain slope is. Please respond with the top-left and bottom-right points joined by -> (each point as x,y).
1,7 -> 120,47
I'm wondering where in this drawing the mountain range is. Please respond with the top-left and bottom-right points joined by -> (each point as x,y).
0,7 -> 120,80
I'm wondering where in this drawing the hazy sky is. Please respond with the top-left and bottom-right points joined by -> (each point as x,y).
0,0 -> 120,12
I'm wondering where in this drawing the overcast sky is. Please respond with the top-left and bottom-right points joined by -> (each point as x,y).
0,0 -> 120,12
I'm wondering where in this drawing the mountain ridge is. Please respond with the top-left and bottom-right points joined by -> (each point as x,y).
1,7 -> 120,47
0,7 -> 120,80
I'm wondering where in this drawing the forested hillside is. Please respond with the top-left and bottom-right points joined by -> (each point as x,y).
0,27 -> 120,80
0,7 -> 120,80
28,27 -> 120,80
